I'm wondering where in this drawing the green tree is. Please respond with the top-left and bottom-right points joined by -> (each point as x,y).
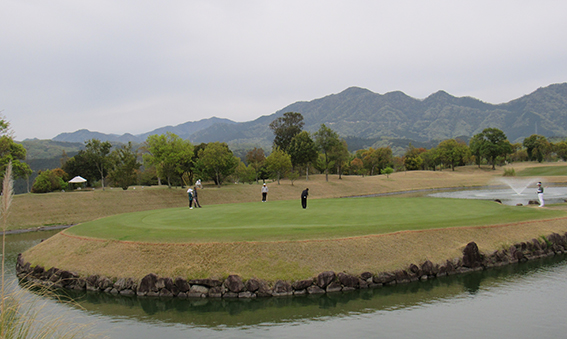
196,142 -> 238,187
437,139 -> 471,171
330,139 -> 350,179
404,144 -> 425,170
471,128 -> 513,170
83,139 -> 112,190
234,160 -> 256,184
109,142 -> 141,190
362,147 -> 393,175
0,118 -> 32,183
269,112 -> 304,153
523,134 -> 551,162
421,147 -> 440,171
314,124 -> 341,181
63,151 -> 98,186
245,147 -> 266,183
265,148 -> 292,185
350,157 -> 364,176
143,133 -> 193,188
31,169 -> 68,193
381,166 -> 394,178
555,139 -> 567,161
288,131 -> 318,180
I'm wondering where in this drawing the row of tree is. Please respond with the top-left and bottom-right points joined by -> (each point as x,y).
24,112 -> 567,193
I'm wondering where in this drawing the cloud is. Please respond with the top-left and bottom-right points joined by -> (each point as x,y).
2,0 -> 567,140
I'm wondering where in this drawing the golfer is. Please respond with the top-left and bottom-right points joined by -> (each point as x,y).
193,186 -> 202,208
261,183 -> 268,202
537,182 -> 544,207
301,188 -> 309,209
187,188 -> 195,209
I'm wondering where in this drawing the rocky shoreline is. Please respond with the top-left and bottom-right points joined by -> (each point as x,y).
16,231 -> 567,299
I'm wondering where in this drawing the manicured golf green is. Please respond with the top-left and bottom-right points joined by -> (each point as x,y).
65,197 -> 566,243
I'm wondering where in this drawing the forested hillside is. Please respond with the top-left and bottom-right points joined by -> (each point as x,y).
48,83 -> 567,150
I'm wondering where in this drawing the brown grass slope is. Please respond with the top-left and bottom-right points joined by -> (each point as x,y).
19,162 -> 567,283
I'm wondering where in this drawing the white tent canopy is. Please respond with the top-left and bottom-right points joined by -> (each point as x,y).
68,176 -> 87,183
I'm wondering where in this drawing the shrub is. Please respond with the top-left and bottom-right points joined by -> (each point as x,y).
503,168 -> 516,177
31,169 -> 68,193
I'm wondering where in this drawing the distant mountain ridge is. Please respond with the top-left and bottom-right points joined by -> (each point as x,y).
52,117 -> 236,144
50,83 -> 567,149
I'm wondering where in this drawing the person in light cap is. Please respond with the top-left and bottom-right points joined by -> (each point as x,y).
536,182 -> 544,207
261,183 -> 268,202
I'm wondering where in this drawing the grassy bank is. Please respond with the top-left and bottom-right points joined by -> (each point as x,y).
23,216 -> 567,282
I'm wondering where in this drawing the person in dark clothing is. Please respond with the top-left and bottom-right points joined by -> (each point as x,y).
193,186 -> 202,208
187,188 -> 195,209
301,188 -> 309,209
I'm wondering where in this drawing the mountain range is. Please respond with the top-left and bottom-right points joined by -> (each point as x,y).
50,83 -> 567,151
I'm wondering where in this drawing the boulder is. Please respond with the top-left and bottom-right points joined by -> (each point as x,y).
360,272 -> 373,281
97,276 -> 112,290
394,270 -> 410,284
32,265 -> 45,278
462,242 -> 482,268
292,279 -> 313,291
420,260 -> 435,276
373,272 -> 395,284
155,277 -> 166,290
256,280 -> 273,297
338,272 -> 359,288
224,275 -> 245,293
326,281 -> 342,293
245,278 -> 261,292
238,291 -> 255,298
174,277 -> 190,293
138,273 -> 158,294
317,271 -> 336,289
188,278 -> 222,287
190,285 -> 209,295
208,286 -> 223,298
408,263 -> 420,275
86,275 -> 100,291
307,285 -> 325,294
272,280 -> 292,296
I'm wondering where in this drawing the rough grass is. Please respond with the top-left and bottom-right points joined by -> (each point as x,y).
23,217 -> 567,282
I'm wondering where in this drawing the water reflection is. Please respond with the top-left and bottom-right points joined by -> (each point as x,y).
43,255 -> 565,328
6,230 -> 567,338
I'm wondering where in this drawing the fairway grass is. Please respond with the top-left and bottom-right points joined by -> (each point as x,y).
517,165 -> 567,177
66,197 -> 566,243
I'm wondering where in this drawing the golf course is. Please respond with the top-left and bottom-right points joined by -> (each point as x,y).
19,162 -> 567,282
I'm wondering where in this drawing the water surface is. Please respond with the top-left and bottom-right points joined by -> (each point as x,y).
5,230 -> 567,338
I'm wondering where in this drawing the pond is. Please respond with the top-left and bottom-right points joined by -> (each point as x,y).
5,230 -> 567,338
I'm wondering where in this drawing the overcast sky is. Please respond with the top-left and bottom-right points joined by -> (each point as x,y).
3,1 -> 567,140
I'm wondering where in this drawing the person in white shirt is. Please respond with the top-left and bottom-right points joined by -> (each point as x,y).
537,182 -> 544,207
261,183 -> 268,202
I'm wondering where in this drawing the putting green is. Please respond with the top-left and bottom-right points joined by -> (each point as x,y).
65,197 -> 566,243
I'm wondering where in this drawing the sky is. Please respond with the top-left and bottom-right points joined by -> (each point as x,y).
2,1 -> 567,141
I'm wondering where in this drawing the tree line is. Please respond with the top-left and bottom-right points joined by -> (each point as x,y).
15,113 -> 567,193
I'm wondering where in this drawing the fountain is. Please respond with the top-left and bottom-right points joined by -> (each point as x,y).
429,177 -> 567,206
497,177 -> 539,196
